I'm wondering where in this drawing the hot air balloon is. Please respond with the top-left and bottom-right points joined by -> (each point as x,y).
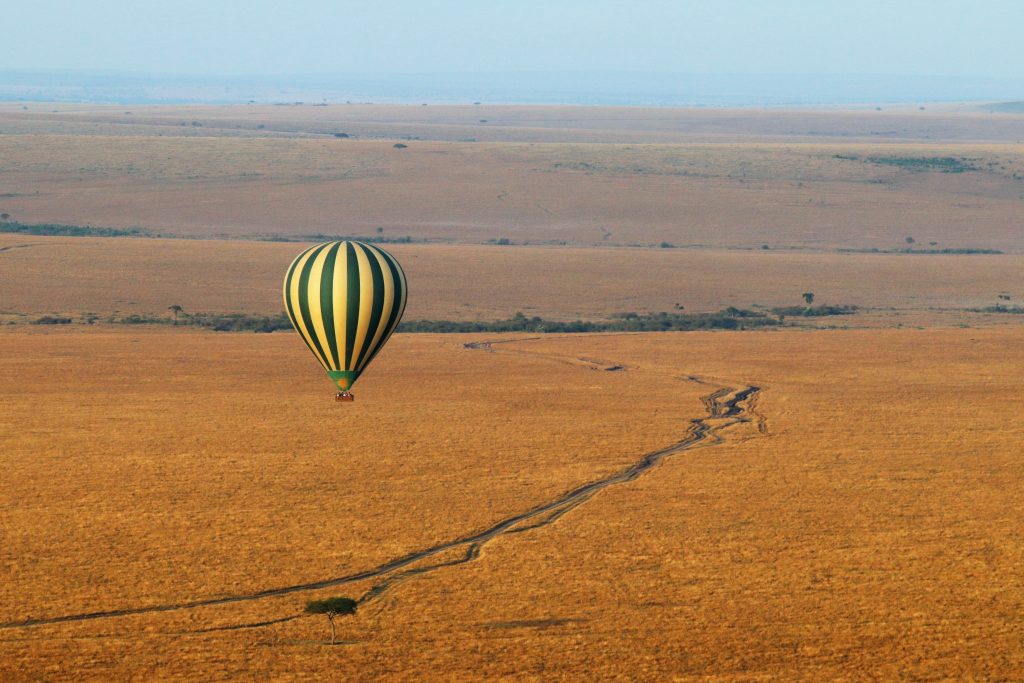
283,241 -> 407,401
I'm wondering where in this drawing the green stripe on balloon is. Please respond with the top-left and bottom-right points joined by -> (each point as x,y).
344,242 -> 361,371
354,246 -> 386,371
319,241 -> 341,370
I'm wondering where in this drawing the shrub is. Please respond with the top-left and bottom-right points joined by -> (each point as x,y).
770,305 -> 858,317
305,597 -> 357,644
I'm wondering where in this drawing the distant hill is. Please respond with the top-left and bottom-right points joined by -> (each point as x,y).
983,101 -> 1024,113
3,69 -> 1024,107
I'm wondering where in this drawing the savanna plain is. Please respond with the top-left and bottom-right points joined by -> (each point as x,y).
1,102 -> 1023,680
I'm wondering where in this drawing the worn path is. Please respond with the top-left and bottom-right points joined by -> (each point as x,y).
0,336 -> 763,632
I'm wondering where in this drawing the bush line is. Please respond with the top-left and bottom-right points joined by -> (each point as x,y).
0,221 -> 145,237
837,247 -> 1003,255
25,305 -> 865,331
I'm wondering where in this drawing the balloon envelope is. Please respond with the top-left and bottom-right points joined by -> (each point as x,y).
283,241 -> 408,392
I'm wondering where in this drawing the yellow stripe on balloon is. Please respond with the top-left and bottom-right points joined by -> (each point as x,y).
348,243 -> 375,371
306,245 -> 336,371
289,246 -> 331,371
282,244 -> 316,315
357,244 -> 396,372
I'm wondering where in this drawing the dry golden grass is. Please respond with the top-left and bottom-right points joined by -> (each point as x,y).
2,234 -> 1023,324
1,132 -> 1022,250
1,326 -> 1023,679
2,103 -> 1023,679
0,326 -> 704,679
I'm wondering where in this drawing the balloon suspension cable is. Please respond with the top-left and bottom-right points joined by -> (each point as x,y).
335,391 -> 355,402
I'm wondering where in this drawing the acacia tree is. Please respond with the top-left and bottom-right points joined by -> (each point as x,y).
305,597 -> 357,644
168,305 -> 184,326
802,292 -> 815,306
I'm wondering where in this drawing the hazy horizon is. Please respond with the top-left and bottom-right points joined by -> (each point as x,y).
2,69 -> 1022,107
2,1 -> 1023,105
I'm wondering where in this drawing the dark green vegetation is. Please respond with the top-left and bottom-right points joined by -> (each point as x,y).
181,313 -> 294,332
0,221 -> 144,238
21,307 -> 867,332
101,309 -> 788,334
44,312 -> 294,331
969,305 -> 1024,314
770,305 -> 858,317
305,597 -> 358,645
123,312 -> 290,331
397,308 -> 779,333
31,315 -> 73,325
868,156 -> 978,172
834,154 -> 980,173
837,247 -> 1003,255
0,220 -> 418,245
260,234 -> 416,244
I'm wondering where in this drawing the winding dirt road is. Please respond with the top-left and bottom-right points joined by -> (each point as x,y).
0,336 -> 763,632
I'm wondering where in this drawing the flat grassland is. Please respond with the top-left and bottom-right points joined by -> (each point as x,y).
1,105 -> 1023,251
1,326 -> 1021,680
2,103 -> 1024,680
2,101 -> 1022,143
2,234 -> 1023,324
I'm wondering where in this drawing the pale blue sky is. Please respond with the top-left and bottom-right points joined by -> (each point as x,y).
4,0 -> 1023,78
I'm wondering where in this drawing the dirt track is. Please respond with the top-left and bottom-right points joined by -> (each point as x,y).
0,336 -> 762,633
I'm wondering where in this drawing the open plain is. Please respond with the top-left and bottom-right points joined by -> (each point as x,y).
2,233 -> 1023,325
1,102 -> 1023,680
1,105 -> 1024,251
1,327 -> 1023,680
